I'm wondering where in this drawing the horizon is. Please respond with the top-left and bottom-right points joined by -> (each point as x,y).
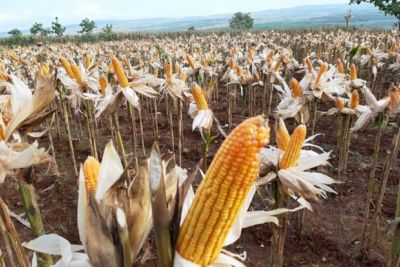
1,0 -> 354,32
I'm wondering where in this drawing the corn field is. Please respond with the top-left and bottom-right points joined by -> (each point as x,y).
0,29 -> 400,267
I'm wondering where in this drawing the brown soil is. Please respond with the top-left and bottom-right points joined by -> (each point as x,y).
1,89 -> 398,267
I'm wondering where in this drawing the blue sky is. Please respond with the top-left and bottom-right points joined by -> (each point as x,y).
0,0 -> 350,31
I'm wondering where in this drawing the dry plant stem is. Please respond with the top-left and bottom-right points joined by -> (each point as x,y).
0,197 -> 29,267
84,101 -> 98,159
310,99 -> 318,138
112,112 -> 129,170
18,178 -> 53,266
178,99 -> 183,166
138,107 -> 146,156
153,99 -> 159,140
0,248 -> 5,267
267,82 -> 274,117
360,123 -> 383,257
166,96 -> 176,163
367,124 -> 400,251
127,104 -> 139,171
336,114 -> 347,182
270,181 -> 289,267
61,98 -> 78,176
117,217 -> 132,267
342,116 -> 353,174
53,101 -> 61,139
47,116 -> 60,176
228,85 -> 232,129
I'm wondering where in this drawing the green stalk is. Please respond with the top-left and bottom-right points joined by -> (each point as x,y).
18,178 -> 53,266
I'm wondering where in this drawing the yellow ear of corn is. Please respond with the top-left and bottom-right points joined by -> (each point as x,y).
228,57 -> 235,69
85,54 -> 91,69
336,59 -> 344,74
60,57 -> 75,79
176,116 -> 270,266
111,57 -> 129,88
351,90 -> 359,109
174,61 -> 180,74
192,84 -> 208,110
279,125 -> 306,169
99,74 -> 108,96
71,63 -> 84,86
316,62 -> 328,84
83,156 -> 101,200
180,71 -> 187,81
350,63 -> 357,81
0,125 -> 4,141
165,61 -> 173,84
389,89 -> 400,109
273,60 -> 281,73
187,54 -> 196,70
289,78 -> 302,97
236,66 -> 243,76
276,118 -> 290,151
335,97 -> 345,110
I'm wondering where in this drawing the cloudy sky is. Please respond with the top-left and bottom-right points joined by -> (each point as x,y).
0,0 -> 351,32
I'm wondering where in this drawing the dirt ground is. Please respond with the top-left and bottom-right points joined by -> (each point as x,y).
1,87 -> 399,266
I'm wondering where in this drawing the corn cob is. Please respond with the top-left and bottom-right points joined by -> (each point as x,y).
83,156 -> 101,200
187,54 -> 196,70
351,90 -> 359,109
228,57 -> 235,69
289,78 -> 302,97
276,118 -> 290,151
176,116 -> 270,265
336,59 -> 344,74
350,63 -> 357,81
165,62 -> 173,85
99,74 -> 108,96
192,84 -> 208,110
236,66 -> 243,76
112,57 -> 129,88
335,97 -> 345,110
174,61 -> 180,74
71,63 -> 84,86
279,125 -> 306,169
305,57 -> 313,72
315,63 -> 328,84
180,71 -> 187,81
85,54 -> 91,69
60,57 -> 75,79
273,60 -> 281,73
389,89 -> 400,109
0,125 -> 4,141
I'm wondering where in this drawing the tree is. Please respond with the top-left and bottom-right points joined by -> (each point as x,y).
188,26 -> 195,31
78,18 -> 96,34
8,28 -> 22,37
102,24 -> 113,34
344,10 -> 352,28
52,17 -> 66,36
229,12 -> 254,30
350,0 -> 400,27
30,22 -> 44,35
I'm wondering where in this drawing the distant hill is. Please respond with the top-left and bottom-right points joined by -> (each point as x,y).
0,3 -> 396,37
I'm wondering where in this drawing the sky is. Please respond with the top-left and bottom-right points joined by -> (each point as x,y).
0,0 -> 350,32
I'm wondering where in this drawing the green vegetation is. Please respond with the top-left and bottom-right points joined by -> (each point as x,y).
78,17 -> 96,34
229,12 -> 254,29
52,17 -> 66,36
350,0 -> 400,27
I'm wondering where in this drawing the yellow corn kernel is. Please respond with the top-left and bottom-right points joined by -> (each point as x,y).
316,63 -> 328,84
176,116 -> 270,266
273,60 -> 281,73
276,118 -> 290,151
236,66 -> 243,76
60,57 -> 75,79
350,63 -> 357,81
305,57 -> 313,72
85,54 -> 91,69
335,97 -> 345,110
279,124 -> 306,169
290,78 -> 302,97
83,156 -> 101,199
112,57 -> 129,88
180,71 -> 187,81
187,54 -> 196,70
0,125 -> 4,141
336,59 -> 344,74
351,90 -> 359,109
42,63 -> 50,77
99,74 -> 108,96
165,62 -> 173,84
174,61 -> 180,74
192,84 -> 208,110
228,58 -> 235,69
389,89 -> 400,109
71,63 -> 84,86
267,51 -> 274,62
